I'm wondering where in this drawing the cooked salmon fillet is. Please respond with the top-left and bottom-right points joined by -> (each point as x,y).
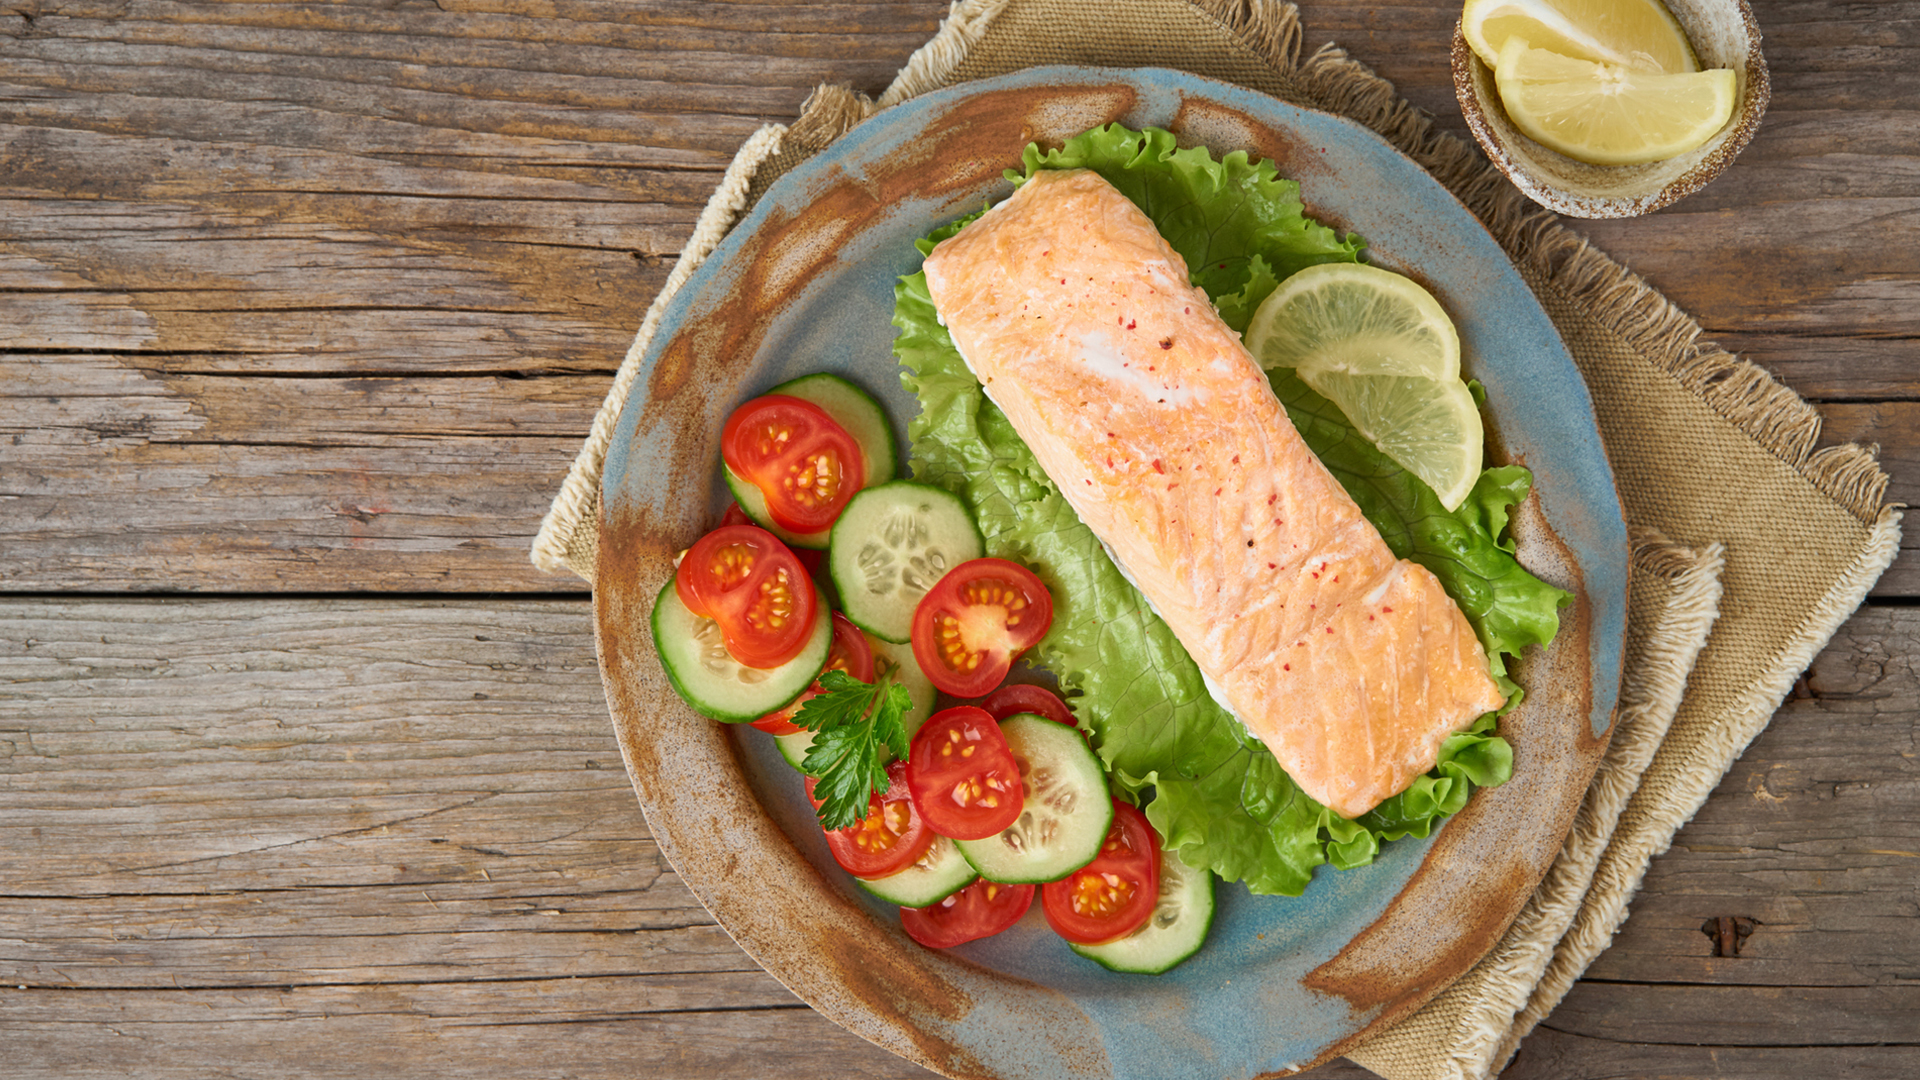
922,169 -> 1507,819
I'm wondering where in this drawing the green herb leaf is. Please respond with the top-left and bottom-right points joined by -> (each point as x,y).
794,670 -> 913,830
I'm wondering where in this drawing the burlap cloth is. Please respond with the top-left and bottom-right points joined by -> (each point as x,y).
530,1 -> 1902,1076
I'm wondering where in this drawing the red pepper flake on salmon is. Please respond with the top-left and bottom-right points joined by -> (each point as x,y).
922,169 -> 1505,819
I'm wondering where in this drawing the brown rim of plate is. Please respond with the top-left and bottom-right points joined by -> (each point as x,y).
592,71 -> 1622,1078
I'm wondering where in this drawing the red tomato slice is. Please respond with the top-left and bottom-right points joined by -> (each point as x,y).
905,705 -> 1024,841
721,394 -> 866,533
910,558 -> 1054,698
978,683 -> 1075,728
899,878 -> 1034,949
675,524 -> 819,669
1041,800 -> 1161,946
753,613 -> 874,735
807,760 -> 934,879
718,502 -> 754,529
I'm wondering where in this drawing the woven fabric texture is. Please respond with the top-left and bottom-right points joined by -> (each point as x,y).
529,1 -> 1900,1076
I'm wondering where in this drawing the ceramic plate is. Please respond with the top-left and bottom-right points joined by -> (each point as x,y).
594,67 -> 1628,1078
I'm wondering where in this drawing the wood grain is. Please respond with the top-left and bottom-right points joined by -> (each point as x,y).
1584,605 -> 1920,991
3,599 -> 1913,1076
0,357 -> 603,591
2,0 -> 1915,1075
1822,402 -> 1920,596
4,361 -> 1910,594
1,0 -> 1912,598
1504,1027 -> 1920,1080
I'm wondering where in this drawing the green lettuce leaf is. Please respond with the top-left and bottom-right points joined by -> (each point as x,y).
893,124 -> 1569,895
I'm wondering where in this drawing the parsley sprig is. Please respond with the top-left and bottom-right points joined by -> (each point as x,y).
793,668 -> 913,830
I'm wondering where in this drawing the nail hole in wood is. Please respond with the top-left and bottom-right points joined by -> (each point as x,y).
1700,915 -> 1758,956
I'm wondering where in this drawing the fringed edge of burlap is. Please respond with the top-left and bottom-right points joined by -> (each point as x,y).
530,123 -> 788,576
1187,0 -> 1893,526
524,1 -> 1903,1074
529,0 -> 1022,578
1480,501 -> 1901,1073
533,0 -> 1892,581
1348,528 -> 1726,1080
880,0 -> 1018,108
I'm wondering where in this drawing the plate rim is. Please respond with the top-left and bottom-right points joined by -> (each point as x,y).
593,63 -> 1629,1078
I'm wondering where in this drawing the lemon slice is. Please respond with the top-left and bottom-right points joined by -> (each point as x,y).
1243,263 -> 1460,380
1462,0 -> 1698,73
1244,263 -> 1483,510
1495,37 -> 1737,166
1300,370 -> 1485,511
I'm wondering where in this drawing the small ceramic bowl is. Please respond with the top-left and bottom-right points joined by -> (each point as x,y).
1453,0 -> 1770,218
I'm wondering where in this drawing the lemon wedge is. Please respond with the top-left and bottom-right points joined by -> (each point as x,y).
1300,370 -> 1485,512
1462,0 -> 1698,73
1494,37 -> 1737,165
1245,263 -> 1484,511
1244,262 -> 1460,380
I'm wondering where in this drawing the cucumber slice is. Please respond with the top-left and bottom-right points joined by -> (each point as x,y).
1070,847 -> 1215,975
775,728 -> 817,773
726,373 -> 898,550
829,481 -> 984,642
650,580 -> 831,722
725,467 -> 830,549
869,635 -> 936,741
856,836 -> 975,908
956,714 -> 1113,884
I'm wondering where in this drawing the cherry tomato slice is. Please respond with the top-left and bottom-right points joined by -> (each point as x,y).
899,878 -> 1034,949
806,760 -> 934,879
905,705 -> 1024,840
753,613 -> 874,735
978,683 -> 1076,728
721,394 -> 865,534
910,559 -> 1054,698
675,524 -> 819,669
718,502 -> 754,529
1041,800 -> 1160,946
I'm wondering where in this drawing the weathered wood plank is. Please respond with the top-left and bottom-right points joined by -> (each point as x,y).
1820,402 -> 1919,596
1,600 -> 606,887
1714,334 -> 1920,402
0,184 -> 674,373
0,0 -> 1908,376
1503,1025 -> 1920,1080
0,1 -> 946,158
1583,604 -> 1920,989
0,972 -> 1375,1080
0,981 -> 941,1080
1541,984 -> 1920,1046
2,599 -> 1913,1077
0,437 -> 585,592
1573,196 -> 1920,351
2,357 -> 609,442
0,0 -> 947,378
0,359 -> 611,591
5,362 -> 1911,594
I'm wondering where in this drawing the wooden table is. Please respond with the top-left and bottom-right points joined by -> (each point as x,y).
3,2 -> 1914,1077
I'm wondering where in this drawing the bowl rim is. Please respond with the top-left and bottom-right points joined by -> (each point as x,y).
1450,4 -> 1771,218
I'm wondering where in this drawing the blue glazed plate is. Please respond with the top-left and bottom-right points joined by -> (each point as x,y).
594,67 -> 1628,1078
